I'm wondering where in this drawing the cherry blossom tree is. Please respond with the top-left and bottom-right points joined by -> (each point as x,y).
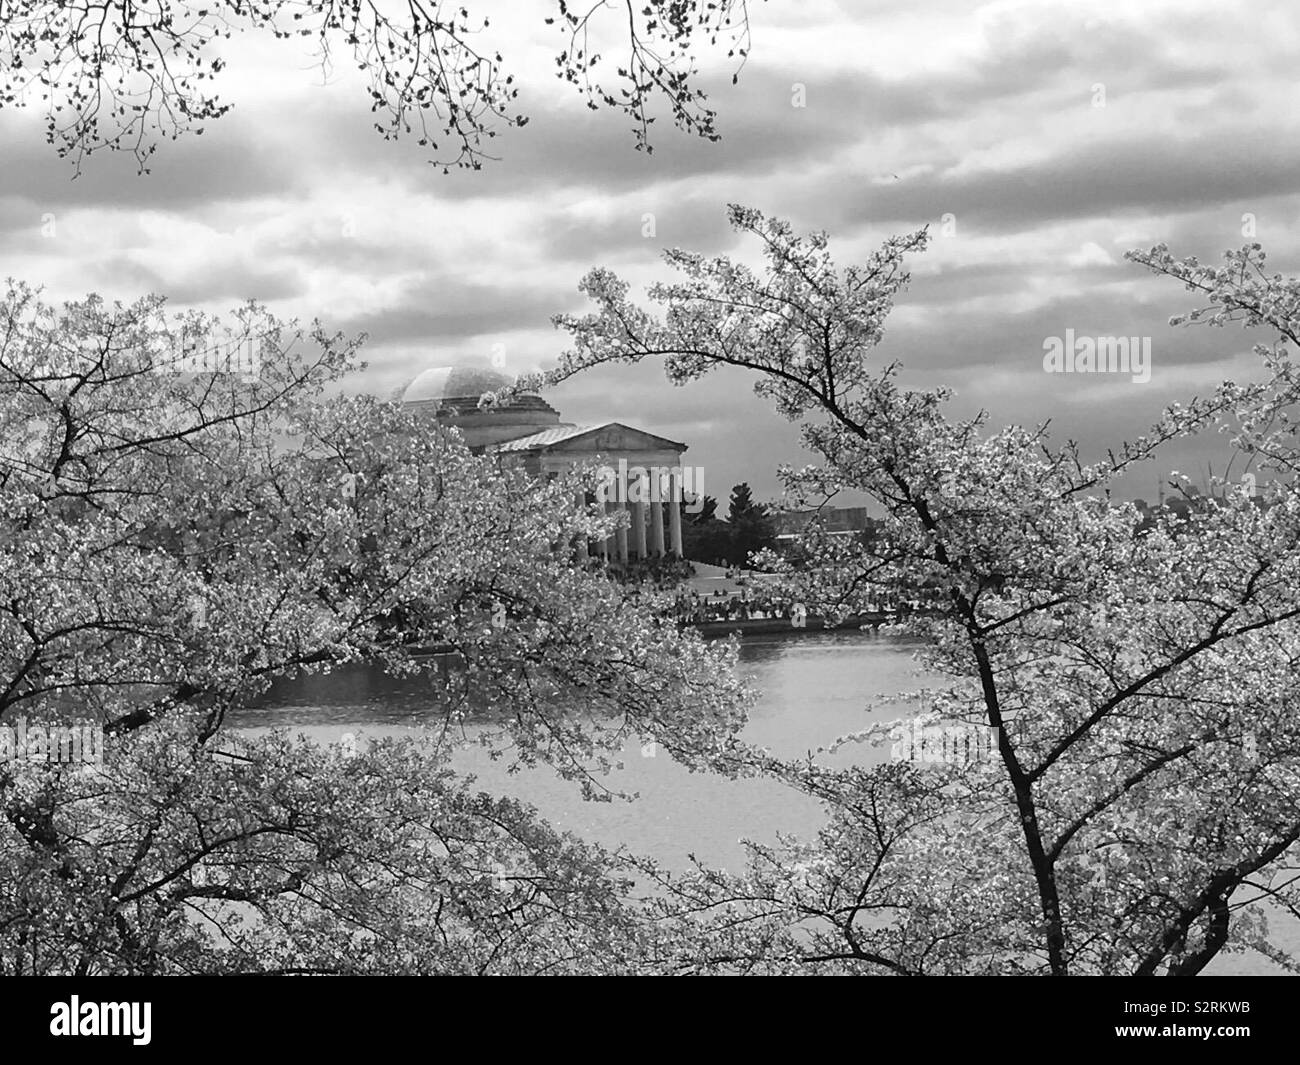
0,284 -> 749,973
527,207 -> 1300,975
0,0 -> 757,173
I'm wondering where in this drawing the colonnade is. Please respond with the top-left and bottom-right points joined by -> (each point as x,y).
574,467 -> 684,561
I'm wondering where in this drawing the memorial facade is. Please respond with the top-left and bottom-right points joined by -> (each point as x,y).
396,363 -> 691,560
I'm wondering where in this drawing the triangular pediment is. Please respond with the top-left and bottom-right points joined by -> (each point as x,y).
536,423 -> 686,454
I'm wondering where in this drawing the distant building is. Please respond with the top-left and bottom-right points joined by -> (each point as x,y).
397,363 -> 566,451
394,362 -> 690,559
771,506 -> 873,544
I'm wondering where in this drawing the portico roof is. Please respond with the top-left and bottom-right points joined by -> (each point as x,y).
488,422 -> 687,454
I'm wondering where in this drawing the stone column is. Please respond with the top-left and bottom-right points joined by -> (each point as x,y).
594,494 -> 608,560
632,496 -> 647,559
649,482 -> 665,557
615,499 -> 629,562
604,500 -> 617,561
669,469 -> 684,558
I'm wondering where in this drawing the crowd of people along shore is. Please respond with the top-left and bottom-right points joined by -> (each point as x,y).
593,556 -> 929,624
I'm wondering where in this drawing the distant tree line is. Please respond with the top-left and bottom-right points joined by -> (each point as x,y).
681,482 -> 777,567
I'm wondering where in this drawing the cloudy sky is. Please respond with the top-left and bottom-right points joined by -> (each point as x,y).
3,0 -> 1298,505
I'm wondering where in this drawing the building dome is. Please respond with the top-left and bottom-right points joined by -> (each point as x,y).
395,359 -> 566,451
400,364 -> 513,404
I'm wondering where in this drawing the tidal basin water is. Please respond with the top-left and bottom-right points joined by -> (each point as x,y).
233,629 -> 1285,975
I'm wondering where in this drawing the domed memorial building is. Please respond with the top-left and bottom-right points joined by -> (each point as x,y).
394,362 -> 692,560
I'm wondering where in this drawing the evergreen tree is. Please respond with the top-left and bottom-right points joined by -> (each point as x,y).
725,483 -> 776,567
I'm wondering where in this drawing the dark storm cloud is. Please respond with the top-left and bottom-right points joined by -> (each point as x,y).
0,114 -> 300,211
404,16 -> 1228,207
539,354 -> 808,501
294,74 -> 858,201
1143,206 -> 1300,273
885,286 -> 1256,379
305,51 -> 1078,206
332,275 -> 574,346
826,127 -> 1300,237
902,261 -> 1054,307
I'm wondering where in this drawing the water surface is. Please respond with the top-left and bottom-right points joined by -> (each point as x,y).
234,629 -> 1288,974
